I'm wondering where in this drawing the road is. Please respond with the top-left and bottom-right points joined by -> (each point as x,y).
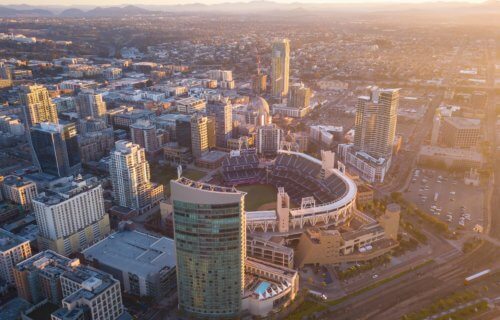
378,92 -> 442,195
325,46 -> 500,320
322,242 -> 500,320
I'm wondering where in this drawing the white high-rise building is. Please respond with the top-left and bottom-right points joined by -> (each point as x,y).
33,177 -> 110,256
271,39 -> 290,99
256,124 -> 283,156
109,140 -> 163,211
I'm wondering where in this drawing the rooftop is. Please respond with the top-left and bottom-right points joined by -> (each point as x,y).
444,116 -> 481,129
62,266 -> 118,303
0,228 -> 29,252
83,230 -> 176,278
33,177 -> 100,206
2,175 -> 35,188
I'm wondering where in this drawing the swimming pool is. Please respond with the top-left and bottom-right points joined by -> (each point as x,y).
254,281 -> 271,295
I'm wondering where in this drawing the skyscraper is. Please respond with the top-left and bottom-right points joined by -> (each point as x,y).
171,177 -> 246,318
131,119 -> 160,153
31,122 -> 81,177
33,177 -> 110,255
271,39 -> 290,99
353,87 -> 400,159
20,85 -> 58,126
190,114 -> 209,158
75,91 -> 107,119
252,73 -> 267,95
256,124 -> 283,156
288,82 -> 311,109
207,101 -> 233,148
109,140 -> 163,211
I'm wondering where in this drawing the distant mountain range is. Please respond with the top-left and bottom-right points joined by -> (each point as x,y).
0,5 -> 154,17
0,1 -> 498,17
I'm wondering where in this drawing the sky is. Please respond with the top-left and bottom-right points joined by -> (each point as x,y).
0,0 -> 487,5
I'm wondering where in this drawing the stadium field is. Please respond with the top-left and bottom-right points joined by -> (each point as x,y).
236,184 -> 277,211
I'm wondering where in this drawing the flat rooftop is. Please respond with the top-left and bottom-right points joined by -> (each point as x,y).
0,228 -> 29,252
444,116 -> 481,129
199,150 -> 228,162
83,230 -> 176,278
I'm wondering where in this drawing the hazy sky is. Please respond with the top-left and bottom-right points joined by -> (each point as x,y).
0,0 -> 486,6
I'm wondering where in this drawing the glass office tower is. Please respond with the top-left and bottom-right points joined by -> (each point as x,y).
171,178 -> 246,318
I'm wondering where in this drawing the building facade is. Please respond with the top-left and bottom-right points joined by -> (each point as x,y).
171,177 -> 246,318
1,175 -> 38,210
190,114 -> 209,158
271,39 -> 290,99
109,140 -> 163,211
256,124 -> 283,156
33,177 -> 110,256
354,87 -> 400,160
31,122 -> 81,177
130,119 -> 160,153
0,228 -> 32,285
207,101 -> 233,148
75,91 -> 107,119
20,85 -> 58,126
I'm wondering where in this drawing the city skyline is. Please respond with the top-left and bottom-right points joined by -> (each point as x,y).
0,1 -> 497,319
0,0 -> 488,6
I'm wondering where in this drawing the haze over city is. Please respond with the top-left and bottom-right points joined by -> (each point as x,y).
0,0 -> 498,320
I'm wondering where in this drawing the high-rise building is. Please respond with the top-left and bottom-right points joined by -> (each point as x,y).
271,39 -> 290,99
354,87 -> 400,159
256,124 -> 283,156
75,91 -> 107,119
0,62 -> 12,88
175,117 -> 192,149
31,122 -> 81,177
207,116 -> 216,149
14,250 -> 126,320
0,61 -> 12,80
190,114 -> 209,158
1,175 -> 38,210
77,118 -> 114,164
207,70 -> 235,89
207,101 -> 233,148
288,82 -> 311,109
33,176 -> 110,256
252,73 -> 267,95
171,177 -> 246,318
0,228 -> 31,285
20,85 -> 58,126
109,140 -> 163,211
131,119 -> 160,153
440,117 -> 480,149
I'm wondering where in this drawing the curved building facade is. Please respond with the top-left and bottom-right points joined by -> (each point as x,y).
171,177 -> 246,318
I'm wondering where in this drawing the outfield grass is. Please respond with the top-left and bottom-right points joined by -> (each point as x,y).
150,166 -> 206,196
235,184 -> 277,211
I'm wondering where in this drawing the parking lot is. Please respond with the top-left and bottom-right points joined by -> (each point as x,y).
404,168 -> 484,231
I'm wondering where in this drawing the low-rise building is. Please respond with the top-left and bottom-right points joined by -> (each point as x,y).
83,230 -> 176,301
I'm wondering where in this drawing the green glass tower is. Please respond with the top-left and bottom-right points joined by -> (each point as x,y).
171,177 -> 246,318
